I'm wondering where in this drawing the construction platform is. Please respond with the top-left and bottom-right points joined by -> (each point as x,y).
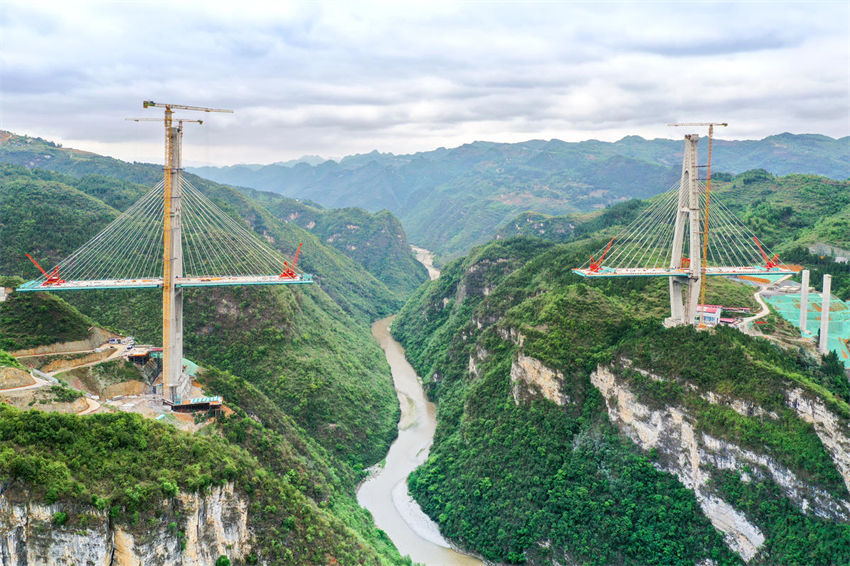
763,293 -> 850,367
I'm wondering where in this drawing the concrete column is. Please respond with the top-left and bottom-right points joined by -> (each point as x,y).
819,274 -> 832,354
170,126 -> 184,401
799,269 -> 809,335
667,135 -> 699,326
162,124 -> 184,403
686,136 -> 702,325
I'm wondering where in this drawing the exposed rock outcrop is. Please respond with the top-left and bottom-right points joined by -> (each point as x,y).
511,354 -> 569,407
591,365 -> 850,562
785,387 -> 850,493
0,483 -> 251,566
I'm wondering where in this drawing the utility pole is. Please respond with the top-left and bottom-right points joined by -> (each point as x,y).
142,101 -> 233,403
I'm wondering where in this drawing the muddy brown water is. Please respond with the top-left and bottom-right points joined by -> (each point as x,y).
358,317 -> 483,565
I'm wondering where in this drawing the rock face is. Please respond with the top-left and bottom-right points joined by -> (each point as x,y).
510,354 -> 568,406
0,483 -> 251,566
786,387 -> 850,493
590,364 -> 850,563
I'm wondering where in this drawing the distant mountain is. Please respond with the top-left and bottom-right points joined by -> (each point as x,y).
186,134 -> 850,261
193,155 -> 328,174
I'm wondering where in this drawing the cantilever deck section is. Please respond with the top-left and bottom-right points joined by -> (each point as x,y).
16,274 -> 314,292
573,266 -> 795,278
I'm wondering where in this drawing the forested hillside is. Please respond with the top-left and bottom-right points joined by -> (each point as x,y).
0,291 -> 408,564
241,187 -> 428,300
188,133 -> 849,261
392,237 -> 850,564
0,159 -> 409,466
0,145 -> 424,561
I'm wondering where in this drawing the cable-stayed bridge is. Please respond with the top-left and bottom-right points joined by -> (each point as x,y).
574,132 -> 795,326
18,177 -> 312,292
17,101 -> 312,403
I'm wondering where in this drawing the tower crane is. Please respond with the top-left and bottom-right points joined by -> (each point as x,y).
142,101 -> 233,402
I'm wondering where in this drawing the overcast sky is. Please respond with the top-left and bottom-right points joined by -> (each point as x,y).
1,1 -> 848,166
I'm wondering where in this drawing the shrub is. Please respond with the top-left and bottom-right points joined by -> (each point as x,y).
52,511 -> 67,526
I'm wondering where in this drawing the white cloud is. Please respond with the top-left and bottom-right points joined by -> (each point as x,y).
0,0 -> 847,165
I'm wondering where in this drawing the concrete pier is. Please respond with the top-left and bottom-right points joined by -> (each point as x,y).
819,274 -> 832,354
800,269 -> 809,335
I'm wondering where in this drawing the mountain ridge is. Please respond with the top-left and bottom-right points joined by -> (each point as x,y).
185,133 -> 850,261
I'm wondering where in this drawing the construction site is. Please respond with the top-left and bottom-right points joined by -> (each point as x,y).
574,123 -> 849,368
0,283 -> 228,430
10,101 -> 313,418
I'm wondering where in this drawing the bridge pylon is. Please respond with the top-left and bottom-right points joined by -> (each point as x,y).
163,119 -> 186,402
666,134 -> 702,326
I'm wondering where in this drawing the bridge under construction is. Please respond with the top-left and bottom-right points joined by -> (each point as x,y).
574,124 -> 795,327
18,101 -> 313,404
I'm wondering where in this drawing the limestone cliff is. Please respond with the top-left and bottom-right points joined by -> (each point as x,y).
589,363 -> 850,562
0,482 -> 250,566
510,353 -> 569,407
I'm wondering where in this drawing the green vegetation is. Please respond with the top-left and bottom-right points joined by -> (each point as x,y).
0,399 -> 404,564
709,172 -> 850,252
0,404 -> 249,509
46,384 -> 85,403
0,157 -> 405,470
244,188 -> 428,300
0,166 -> 120,277
0,277 -> 96,351
0,349 -> 25,370
0,144 -> 414,560
393,237 -> 850,564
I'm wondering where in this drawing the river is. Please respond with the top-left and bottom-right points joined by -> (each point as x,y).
357,250 -> 483,565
